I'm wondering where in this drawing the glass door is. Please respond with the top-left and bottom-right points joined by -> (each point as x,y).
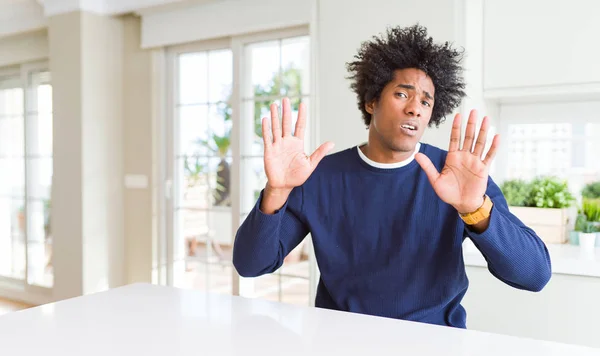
0,74 -> 26,282
0,64 -> 53,290
236,33 -> 312,305
164,27 -> 316,306
168,41 -> 235,295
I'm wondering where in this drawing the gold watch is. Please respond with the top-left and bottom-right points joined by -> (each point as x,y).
459,195 -> 493,225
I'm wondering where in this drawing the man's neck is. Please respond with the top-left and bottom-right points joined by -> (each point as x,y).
360,141 -> 416,164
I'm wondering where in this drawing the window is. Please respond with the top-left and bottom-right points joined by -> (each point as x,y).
240,36 -> 311,199
172,44 -> 234,293
499,102 -> 600,198
164,27 -> 314,306
239,34 -> 311,305
0,64 -> 53,288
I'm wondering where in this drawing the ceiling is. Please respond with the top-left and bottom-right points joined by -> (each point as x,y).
0,0 -> 205,38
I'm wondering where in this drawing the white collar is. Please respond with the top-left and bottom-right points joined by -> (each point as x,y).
356,142 -> 421,169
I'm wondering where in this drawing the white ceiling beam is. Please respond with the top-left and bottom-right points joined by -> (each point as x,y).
40,0 -> 191,16
0,0 -> 47,38
0,0 -> 213,38
41,0 -> 107,16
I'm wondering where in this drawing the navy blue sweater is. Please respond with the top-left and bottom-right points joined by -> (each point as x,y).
232,142 -> 552,328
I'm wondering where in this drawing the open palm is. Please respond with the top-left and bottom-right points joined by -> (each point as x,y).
415,110 -> 500,214
263,98 -> 334,191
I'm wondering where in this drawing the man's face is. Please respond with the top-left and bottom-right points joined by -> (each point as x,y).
366,68 -> 435,153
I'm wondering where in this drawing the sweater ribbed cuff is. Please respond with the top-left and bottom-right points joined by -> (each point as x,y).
252,188 -> 289,220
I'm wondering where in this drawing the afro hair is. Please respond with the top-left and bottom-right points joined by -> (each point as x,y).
346,24 -> 466,128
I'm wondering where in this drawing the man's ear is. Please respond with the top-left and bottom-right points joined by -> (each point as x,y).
365,99 -> 376,115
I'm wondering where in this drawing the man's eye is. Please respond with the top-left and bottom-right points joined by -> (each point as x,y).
396,92 -> 407,98
422,101 -> 431,107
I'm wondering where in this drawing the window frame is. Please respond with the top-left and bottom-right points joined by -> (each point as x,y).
160,25 -> 318,304
0,60 -> 53,296
495,101 -> 600,192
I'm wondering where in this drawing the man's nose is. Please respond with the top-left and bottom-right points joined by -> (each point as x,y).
404,97 -> 421,117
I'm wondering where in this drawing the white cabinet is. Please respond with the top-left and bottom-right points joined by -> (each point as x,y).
483,0 -> 600,93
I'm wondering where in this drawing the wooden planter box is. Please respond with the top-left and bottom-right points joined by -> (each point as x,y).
508,206 -> 574,244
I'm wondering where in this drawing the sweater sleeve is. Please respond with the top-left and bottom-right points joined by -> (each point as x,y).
465,177 -> 552,292
232,186 -> 309,278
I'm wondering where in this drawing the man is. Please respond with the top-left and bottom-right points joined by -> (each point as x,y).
232,24 -> 551,328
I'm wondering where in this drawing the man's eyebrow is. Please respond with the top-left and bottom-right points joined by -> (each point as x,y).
396,84 -> 415,90
396,84 -> 434,100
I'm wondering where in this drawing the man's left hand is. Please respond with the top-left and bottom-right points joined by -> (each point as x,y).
415,110 -> 500,214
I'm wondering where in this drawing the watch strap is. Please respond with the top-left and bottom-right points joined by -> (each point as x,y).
460,195 -> 493,225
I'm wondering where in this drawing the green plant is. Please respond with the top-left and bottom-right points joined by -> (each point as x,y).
582,181 -> 600,199
581,198 -> 600,222
526,176 -> 575,208
575,214 -> 600,233
575,214 -> 588,232
581,221 -> 597,233
500,179 -> 531,206
184,156 -> 206,187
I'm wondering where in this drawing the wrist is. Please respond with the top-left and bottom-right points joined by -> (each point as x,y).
264,184 -> 293,198
260,184 -> 292,215
455,196 -> 486,215
458,195 -> 494,227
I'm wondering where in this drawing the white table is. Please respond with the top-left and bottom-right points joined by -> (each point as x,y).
464,240 -> 600,278
0,283 -> 598,355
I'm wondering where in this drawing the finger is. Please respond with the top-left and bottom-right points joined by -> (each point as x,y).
281,97 -> 292,137
294,101 -> 306,140
270,102 -> 281,143
472,116 -> 490,158
309,142 -> 335,168
415,153 -> 440,187
261,117 -> 272,150
462,109 -> 477,151
483,134 -> 500,166
449,113 -> 461,152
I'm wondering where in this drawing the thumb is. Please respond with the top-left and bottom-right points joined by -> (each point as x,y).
415,152 -> 440,187
309,141 -> 335,168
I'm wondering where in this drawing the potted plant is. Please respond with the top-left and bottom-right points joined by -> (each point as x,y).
197,107 -> 231,207
501,176 -> 576,244
582,181 -> 600,200
499,179 -> 531,207
580,198 -> 600,248
574,212 -> 598,251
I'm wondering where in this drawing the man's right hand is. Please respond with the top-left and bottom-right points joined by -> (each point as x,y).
260,97 -> 334,214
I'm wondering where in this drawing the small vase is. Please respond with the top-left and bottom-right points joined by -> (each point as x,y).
579,232 -> 596,251
569,230 -> 579,245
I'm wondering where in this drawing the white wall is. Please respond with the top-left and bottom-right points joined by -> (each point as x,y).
48,12 -> 85,300
81,12 -> 125,294
0,0 -> 46,39
316,0 -> 463,152
140,0 -> 311,48
483,0 -> 600,91
49,11 -> 125,300
0,30 -> 48,68
463,266 -> 600,349
123,15 -> 155,285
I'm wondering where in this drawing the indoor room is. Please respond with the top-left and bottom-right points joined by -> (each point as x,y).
0,0 -> 599,354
